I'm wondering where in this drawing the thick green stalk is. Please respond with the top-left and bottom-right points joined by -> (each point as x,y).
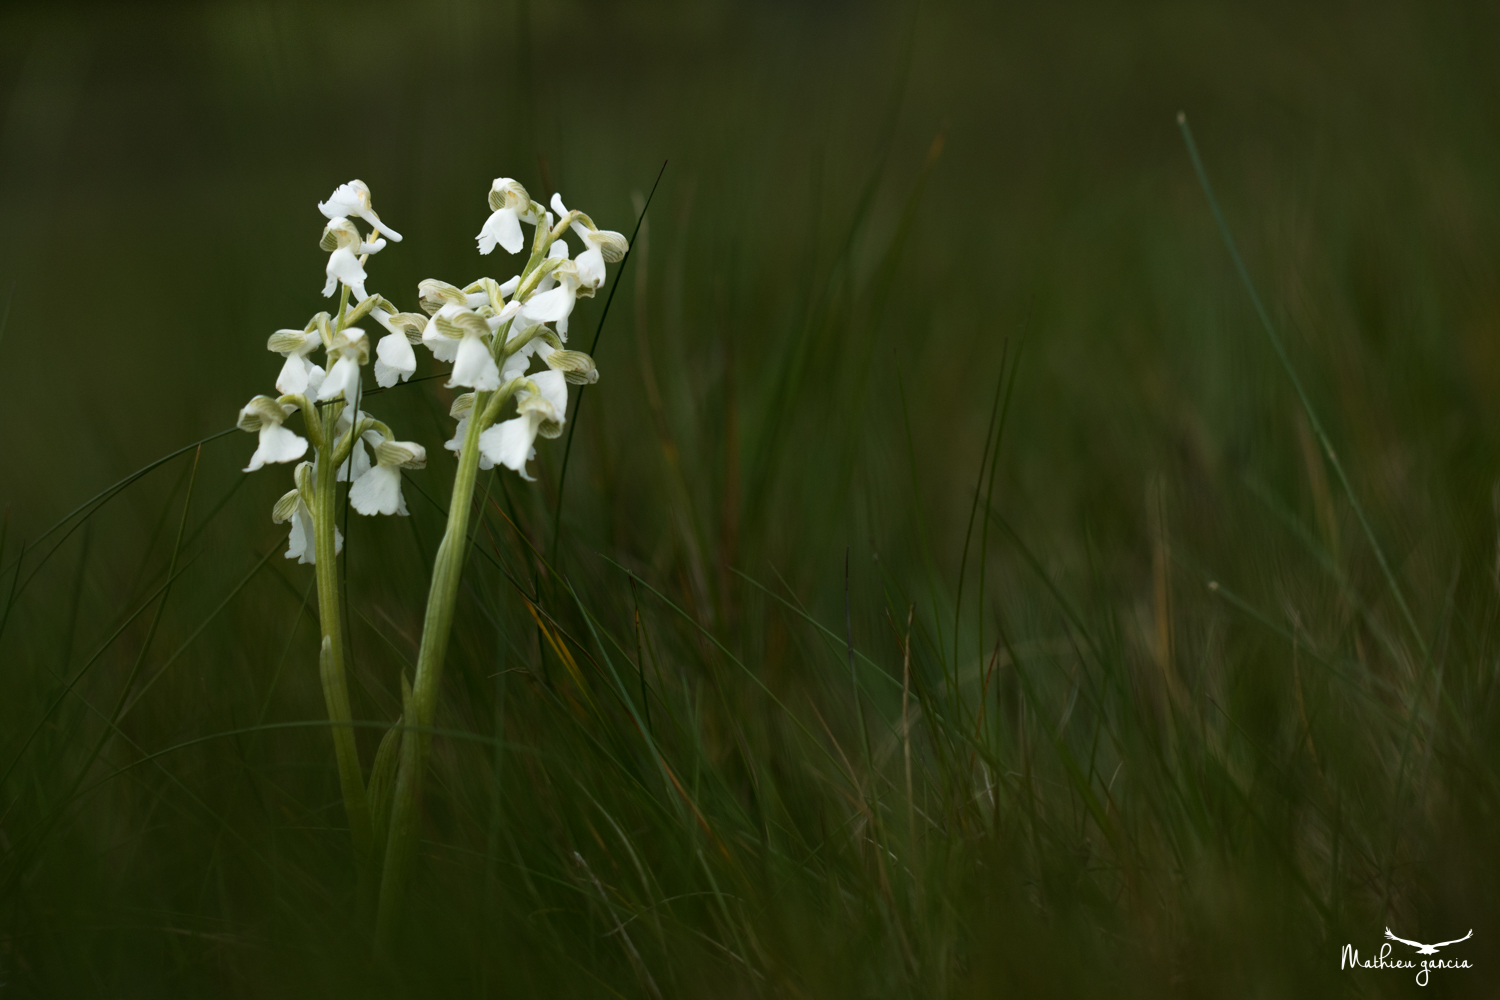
314,426 -> 373,868
375,387 -> 496,945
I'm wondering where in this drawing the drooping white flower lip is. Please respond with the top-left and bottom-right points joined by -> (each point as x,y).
349,440 -> 426,516
323,247 -> 369,300
238,396 -> 307,472
477,206 -> 523,255
476,368 -> 569,480
374,330 -> 417,388
477,178 -> 538,255
478,414 -> 539,480
267,325 -> 327,395
318,179 -> 403,242
440,309 -> 499,390
316,329 -> 370,402
320,217 -> 387,299
420,305 -> 465,367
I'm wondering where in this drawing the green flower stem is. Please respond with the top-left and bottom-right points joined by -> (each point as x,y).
314,422 -> 373,869
375,384 -> 516,945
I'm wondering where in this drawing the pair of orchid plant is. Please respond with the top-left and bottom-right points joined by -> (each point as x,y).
235,176 -> 625,941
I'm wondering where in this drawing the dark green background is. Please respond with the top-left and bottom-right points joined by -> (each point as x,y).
1,2 -> 1496,996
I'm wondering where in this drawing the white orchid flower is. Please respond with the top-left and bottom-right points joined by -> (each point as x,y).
267,324 -> 327,396
350,440 -> 427,516
238,396 -> 307,472
520,261 -> 583,337
479,370 -> 568,480
369,303 -> 426,388
318,180 -> 402,242
316,327 -> 369,402
441,309 -> 500,390
272,464 -> 341,565
420,304 -> 465,363
320,218 -> 386,300
517,239 -> 580,334
549,192 -> 627,289
476,178 -> 537,255
417,280 -> 489,364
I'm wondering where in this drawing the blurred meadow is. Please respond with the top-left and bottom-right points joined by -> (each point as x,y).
3,0 -> 1500,995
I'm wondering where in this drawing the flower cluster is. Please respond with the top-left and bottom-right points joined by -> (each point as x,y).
236,180 -> 428,563
424,179 -> 624,480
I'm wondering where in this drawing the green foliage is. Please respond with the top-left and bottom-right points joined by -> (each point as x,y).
2,1 -> 1498,996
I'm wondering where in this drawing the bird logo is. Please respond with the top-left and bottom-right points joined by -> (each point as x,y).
1383,928 -> 1473,956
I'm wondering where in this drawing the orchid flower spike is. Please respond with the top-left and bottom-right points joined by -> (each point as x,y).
238,396 -> 308,472
320,218 -> 385,300
479,370 -> 569,481
267,318 -> 328,396
350,440 -> 427,516
316,327 -> 370,402
318,180 -> 403,242
477,178 -> 538,255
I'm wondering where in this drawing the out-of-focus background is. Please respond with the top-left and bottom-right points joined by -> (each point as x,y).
2,1 -> 1498,996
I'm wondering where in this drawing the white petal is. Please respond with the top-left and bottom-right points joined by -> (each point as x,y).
449,334 -> 500,390
576,246 -> 606,289
479,413 -> 541,474
325,247 -> 368,300
421,305 -> 463,363
358,210 -> 401,243
318,183 -> 363,221
445,416 -> 468,456
476,207 -> 523,255
521,283 -> 575,323
529,368 -> 569,418
550,192 -> 569,217
276,355 -> 310,395
499,275 -> 520,297
547,238 -> 569,260
304,364 -> 327,399
337,438 -> 372,483
486,300 -> 522,332
374,332 -> 416,387
286,503 -> 314,563
349,464 -> 403,516
245,423 -> 307,472
500,350 -> 531,383
371,306 -> 398,335
317,354 -> 362,401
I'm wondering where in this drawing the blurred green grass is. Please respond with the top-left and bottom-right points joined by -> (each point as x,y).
2,0 -> 1499,995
